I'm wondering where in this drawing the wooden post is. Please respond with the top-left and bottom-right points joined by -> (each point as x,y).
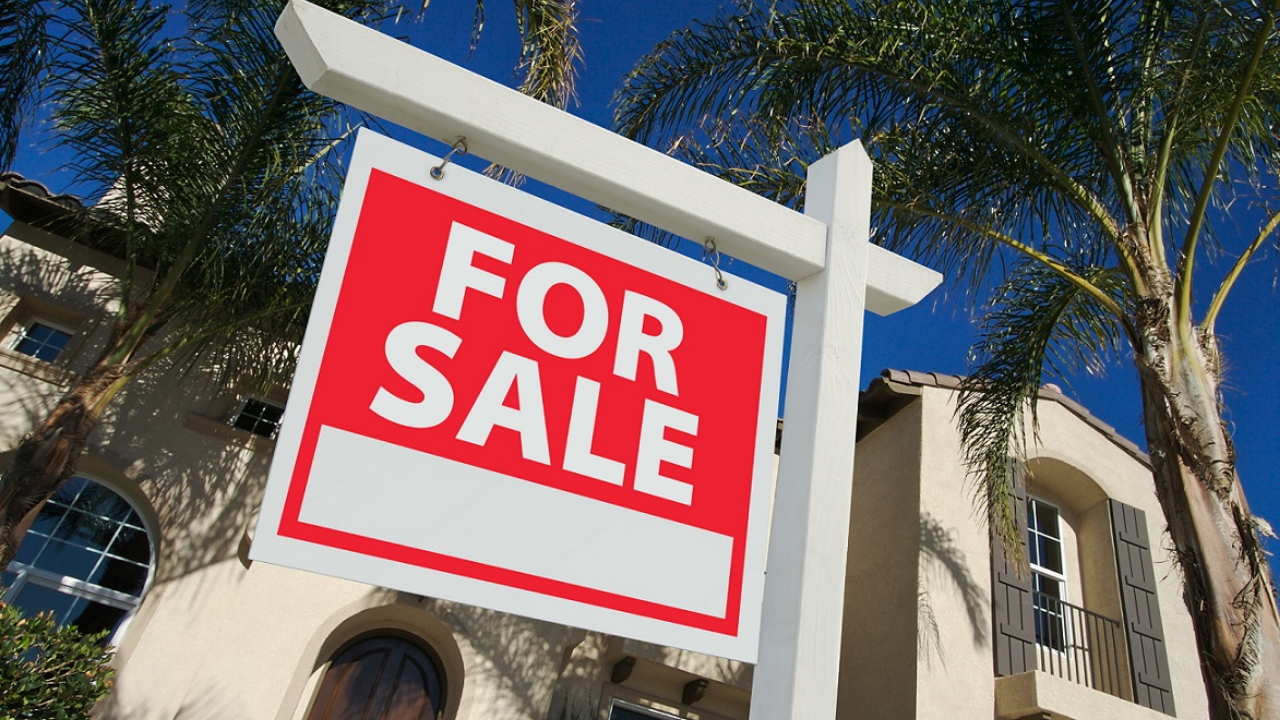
750,144 -> 874,720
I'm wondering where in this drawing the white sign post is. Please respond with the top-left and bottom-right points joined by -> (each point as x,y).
269,2 -> 943,718
754,143 -> 875,719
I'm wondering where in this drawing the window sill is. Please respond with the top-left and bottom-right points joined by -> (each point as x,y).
184,412 -> 276,454
995,671 -> 1167,720
0,348 -> 75,386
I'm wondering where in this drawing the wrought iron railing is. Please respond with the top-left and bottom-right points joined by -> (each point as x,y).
1031,592 -> 1129,700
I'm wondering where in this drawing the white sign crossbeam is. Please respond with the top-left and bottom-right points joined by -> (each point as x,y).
274,0 -> 941,315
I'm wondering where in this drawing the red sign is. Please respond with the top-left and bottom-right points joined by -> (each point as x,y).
253,129 -> 784,661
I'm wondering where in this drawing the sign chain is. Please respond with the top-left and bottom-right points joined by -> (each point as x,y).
703,238 -> 728,291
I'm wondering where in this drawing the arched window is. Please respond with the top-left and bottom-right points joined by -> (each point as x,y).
307,635 -> 446,720
992,460 -> 1176,714
1,475 -> 154,639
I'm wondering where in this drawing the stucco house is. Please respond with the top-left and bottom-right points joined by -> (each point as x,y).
0,173 -> 1210,719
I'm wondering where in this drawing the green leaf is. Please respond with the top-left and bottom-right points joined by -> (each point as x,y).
0,603 -> 115,719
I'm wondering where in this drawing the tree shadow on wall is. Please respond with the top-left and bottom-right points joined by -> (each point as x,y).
0,239 -> 123,448
93,679 -> 252,720
424,597 -> 589,720
917,511 -> 989,665
0,230 -> 269,592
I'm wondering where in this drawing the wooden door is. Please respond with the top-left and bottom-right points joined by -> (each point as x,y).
307,636 -> 444,720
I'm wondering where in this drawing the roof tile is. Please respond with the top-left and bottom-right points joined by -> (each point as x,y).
870,368 -> 1150,465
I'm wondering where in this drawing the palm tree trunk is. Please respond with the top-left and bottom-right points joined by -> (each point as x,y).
0,361 -> 124,570
1135,299 -> 1280,720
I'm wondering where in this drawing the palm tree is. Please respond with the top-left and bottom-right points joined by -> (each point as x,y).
0,0 -> 581,570
0,0 -> 582,172
0,0 -> 404,571
614,1 -> 1279,718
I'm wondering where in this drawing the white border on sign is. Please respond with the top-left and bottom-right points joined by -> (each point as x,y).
251,128 -> 785,662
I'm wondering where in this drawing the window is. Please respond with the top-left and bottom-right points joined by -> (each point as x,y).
11,320 -> 72,362
993,461 -> 1176,710
609,701 -> 682,720
306,635 -> 446,720
2,476 -> 154,640
230,397 -> 285,439
1027,497 -> 1067,651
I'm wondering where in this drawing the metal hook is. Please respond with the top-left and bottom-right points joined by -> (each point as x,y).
703,238 -> 728,291
430,138 -> 468,180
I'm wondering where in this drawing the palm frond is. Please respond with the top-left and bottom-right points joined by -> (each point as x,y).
617,0 -> 1280,296
43,0 -> 206,313
0,0 -> 49,170
37,0 -> 409,379
958,253 -> 1129,551
511,0 -> 580,110
606,113 -> 830,249
50,0 -> 204,217
140,0 -> 366,360
616,1 -> 1133,284
473,0 -> 581,184
466,0 -> 579,110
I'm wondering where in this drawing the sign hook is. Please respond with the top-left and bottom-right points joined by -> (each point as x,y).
430,138 -> 468,180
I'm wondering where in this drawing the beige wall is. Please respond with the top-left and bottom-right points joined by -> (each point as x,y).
914,387 -> 1002,720
838,394 -> 925,720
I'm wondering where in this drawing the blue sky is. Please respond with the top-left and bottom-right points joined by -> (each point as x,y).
393,0 -> 1280,543
9,0 -> 1278,540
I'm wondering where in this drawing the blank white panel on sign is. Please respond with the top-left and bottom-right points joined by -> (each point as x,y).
300,425 -> 733,616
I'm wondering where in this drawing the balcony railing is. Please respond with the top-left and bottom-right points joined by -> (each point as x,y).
1031,591 -> 1129,700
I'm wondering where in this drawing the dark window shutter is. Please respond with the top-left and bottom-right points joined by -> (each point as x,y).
1110,500 -> 1175,716
992,460 -> 1035,676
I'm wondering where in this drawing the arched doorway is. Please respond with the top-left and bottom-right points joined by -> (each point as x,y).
307,635 -> 446,720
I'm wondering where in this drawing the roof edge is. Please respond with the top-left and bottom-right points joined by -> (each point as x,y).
1,172 -> 86,214
864,368 -> 1150,467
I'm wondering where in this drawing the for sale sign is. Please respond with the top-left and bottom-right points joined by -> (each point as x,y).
251,129 -> 785,661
